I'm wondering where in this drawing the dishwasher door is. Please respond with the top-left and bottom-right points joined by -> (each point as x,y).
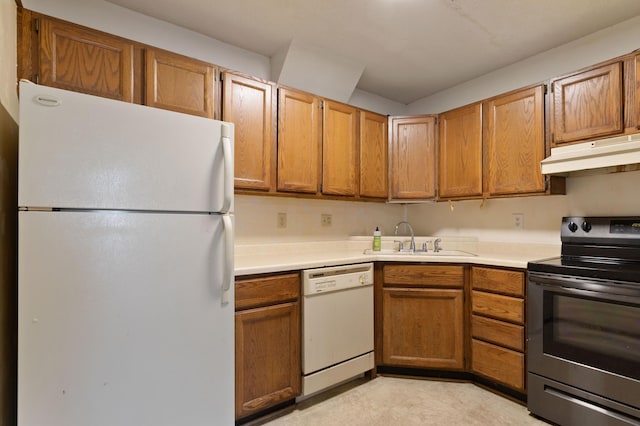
301,263 -> 374,396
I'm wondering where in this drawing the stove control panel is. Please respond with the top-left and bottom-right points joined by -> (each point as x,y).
562,216 -> 640,245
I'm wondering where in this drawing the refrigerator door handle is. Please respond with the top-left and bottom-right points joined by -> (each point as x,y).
221,124 -> 233,214
221,214 -> 233,305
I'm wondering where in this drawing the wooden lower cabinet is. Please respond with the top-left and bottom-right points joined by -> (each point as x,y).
470,266 -> 526,392
382,287 -> 464,369
235,273 -> 301,420
380,264 -> 465,370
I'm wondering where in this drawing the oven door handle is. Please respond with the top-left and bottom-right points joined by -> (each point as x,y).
531,276 -> 640,303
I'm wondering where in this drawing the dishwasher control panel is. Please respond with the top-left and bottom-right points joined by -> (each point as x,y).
302,263 -> 374,295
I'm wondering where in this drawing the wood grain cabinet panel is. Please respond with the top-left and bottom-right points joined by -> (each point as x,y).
471,314 -> 524,351
277,88 -> 321,194
438,103 -> 482,199
145,48 -> 216,118
472,339 -> 525,391
235,273 -> 299,311
234,273 -> 301,420
634,53 -> 640,130
38,17 -> 134,101
389,116 -> 437,200
322,100 -> 358,196
359,110 -> 389,198
383,264 -> 464,288
484,85 -> 546,196
471,266 -> 524,297
551,61 -> 623,144
382,287 -> 464,369
222,72 -> 276,191
471,291 -> 524,324
235,302 -> 300,419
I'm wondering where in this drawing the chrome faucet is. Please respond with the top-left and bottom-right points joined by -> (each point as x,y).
394,221 -> 415,252
433,238 -> 442,253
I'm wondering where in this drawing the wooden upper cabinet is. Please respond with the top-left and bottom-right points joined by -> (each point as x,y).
634,53 -> 640,129
438,103 -> 483,199
390,116 -> 437,200
37,17 -> 134,102
551,61 -> 623,144
222,72 -> 275,191
484,85 -> 545,196
322,100 -> 358,196
359,111 -> 389,198
277,88 -> 322,194
145,48 -> 216,118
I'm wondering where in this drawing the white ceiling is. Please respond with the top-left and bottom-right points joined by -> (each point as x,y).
105,0 -> 640,104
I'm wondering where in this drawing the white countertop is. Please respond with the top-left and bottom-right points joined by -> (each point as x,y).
235,236 -> 560,276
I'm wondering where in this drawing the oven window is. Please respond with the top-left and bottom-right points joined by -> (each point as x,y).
543,291 -> 640,380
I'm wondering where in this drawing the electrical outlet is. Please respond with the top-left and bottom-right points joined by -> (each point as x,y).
277,212 -> 287,229
512,213 -> 524,230
321,213 -> 332,227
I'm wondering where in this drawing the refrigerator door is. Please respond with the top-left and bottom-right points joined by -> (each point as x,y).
18,211 -> 234,426
18,81 -> 234,213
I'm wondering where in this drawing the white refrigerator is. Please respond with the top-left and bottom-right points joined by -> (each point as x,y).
17,81 -> 235,426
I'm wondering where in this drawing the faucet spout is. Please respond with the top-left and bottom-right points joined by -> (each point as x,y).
394,221 -> 415,252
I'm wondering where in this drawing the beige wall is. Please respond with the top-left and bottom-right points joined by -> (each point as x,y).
0,0 -> 18,423
234,195 -> 402,244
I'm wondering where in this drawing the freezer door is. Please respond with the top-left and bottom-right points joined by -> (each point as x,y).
18,81 -> 234,213
18,211 -> 234,426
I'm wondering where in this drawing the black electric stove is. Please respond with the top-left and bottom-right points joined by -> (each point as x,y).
528,216 -> 640,284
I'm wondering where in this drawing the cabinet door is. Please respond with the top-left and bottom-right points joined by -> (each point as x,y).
484,85 -> 545,196
223,72 -> 275,191
145,48 -> 215,118
390,116 -> 437,199
551,62 -> 623,144
322,100 -> 358,196
235,302 -> 300,419
38,17 -> 134,101
359,111 -> 389,198
277,88 -> 321,193
438,103 -> 483,199
382,288 -> 464,369
635,54 -> 640,129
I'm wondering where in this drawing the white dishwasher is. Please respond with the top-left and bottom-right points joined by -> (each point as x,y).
300,262 -> 374,398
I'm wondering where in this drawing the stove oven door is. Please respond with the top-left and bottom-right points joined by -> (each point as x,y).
528,272 -> 640,424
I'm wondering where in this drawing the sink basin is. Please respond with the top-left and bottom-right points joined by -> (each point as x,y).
363,248 -> 476,257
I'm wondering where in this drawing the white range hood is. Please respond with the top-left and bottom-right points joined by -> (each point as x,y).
541,134 -> 640,175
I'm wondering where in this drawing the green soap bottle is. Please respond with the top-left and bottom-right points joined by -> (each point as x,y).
373,226 -> 382,251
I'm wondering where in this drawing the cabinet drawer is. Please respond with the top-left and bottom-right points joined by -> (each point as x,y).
235,273 -> 300,311
471,291 -> 523,324
471,314 -> 524,351
472,339 -> 524,391
471,267 -> 524,296
383,265 -> 464,288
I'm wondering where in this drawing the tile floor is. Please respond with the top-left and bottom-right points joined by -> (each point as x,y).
262,376 -> 551,426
